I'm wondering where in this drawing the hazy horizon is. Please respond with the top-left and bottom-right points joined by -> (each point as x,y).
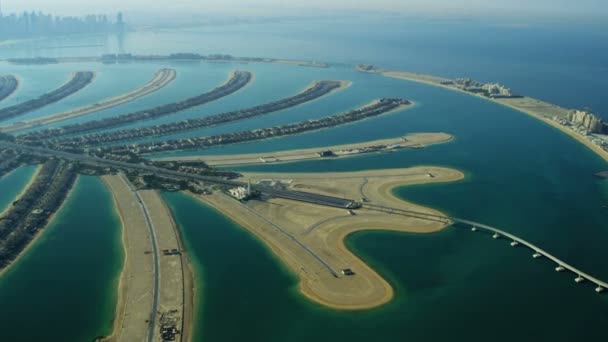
1,0 -> 607,21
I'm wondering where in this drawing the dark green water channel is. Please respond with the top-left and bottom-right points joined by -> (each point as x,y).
0,176 -> 123,341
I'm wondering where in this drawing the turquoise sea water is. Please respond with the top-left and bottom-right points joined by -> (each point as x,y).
0,176 -> 123,341
0,16 -> 607,341
0,164 -> 37,211
0,63 -> 153,126
2,17 -> 606,116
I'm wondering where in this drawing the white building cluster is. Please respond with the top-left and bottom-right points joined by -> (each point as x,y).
453,78 -> 514,97
228,187 -> 250,200
482,83 -> 513,97
567,110 -> 604,134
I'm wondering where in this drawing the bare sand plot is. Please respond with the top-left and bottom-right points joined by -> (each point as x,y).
138,190 -> 192,342
101,174 -> 155,342
159,132 -> 453,166
195,167 -> 464,309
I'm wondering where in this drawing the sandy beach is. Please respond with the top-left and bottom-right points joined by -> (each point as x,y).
102,175 -> 191,342
1,69 -> 176,132
101,174 -> 155,342
139,190 -> 192,342
194,166 -> 464,309
360,66 -> 608,163
158,132 -> 452,166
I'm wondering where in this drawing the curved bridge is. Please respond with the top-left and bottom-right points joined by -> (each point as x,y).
363,203 -> 607,294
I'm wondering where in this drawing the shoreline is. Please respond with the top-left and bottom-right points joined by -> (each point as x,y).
193,167 -> 464,310
0,164 -> 42,218
141,99 -> 414,156
156,132 -> 453,166
99,176 -> 129,342
0,174 -> 79,278
1,69 -> 177,132
139,190 -> 191,342
1,55 -> 330,69
101,175 -> 191,342
0,74 -> 21,105
0,71 -> 96,124
100,174 -> 155,342
25,70 -> 254,140
57,78 -> 350,147
157,193 -> 195,342
360,66 -> 608,163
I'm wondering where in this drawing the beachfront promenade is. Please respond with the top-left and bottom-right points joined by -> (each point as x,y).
363,203 -> 608,293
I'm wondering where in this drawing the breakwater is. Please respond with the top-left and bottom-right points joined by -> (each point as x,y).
103,98 -> 410,155
21,71 -> 252,140
53,80 -> 345,146
0,72 -> 94,122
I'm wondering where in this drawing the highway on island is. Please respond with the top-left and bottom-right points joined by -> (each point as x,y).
0,141 -> 357,209
2,140 -> 605,294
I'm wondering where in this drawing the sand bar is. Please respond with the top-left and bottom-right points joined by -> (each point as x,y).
158,132 -> 452,166
1,69 -> 176,133
194,166 -> 464,309
360,66 -> 608,162
101,174 -> 155,342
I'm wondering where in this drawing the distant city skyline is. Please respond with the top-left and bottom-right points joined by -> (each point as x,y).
0,10 -> 125,39
1,0 -> 607,19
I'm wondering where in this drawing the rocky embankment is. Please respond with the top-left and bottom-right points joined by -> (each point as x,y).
0,72 -> 94,122
0,75 -> 19,103
52,80 -> 344,146
0,159 -> 77,269
99,98 -> 410,155
20,71 -> 252,140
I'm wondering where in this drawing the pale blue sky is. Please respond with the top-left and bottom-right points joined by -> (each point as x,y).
1,0 -> 607,18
